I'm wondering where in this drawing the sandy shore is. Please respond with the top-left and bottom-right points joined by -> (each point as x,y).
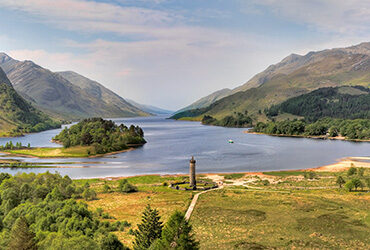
307,157 -> 370,172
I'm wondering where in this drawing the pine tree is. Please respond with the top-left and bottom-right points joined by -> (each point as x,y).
152,211 -> 199,250
8,216 -> 37,250
133,204 -> 163,250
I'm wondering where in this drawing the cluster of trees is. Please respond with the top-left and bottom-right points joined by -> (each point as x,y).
133,204 -> 199,249
253,118 -> 370,140
336,166 -> 370,191
102,179 -> 138,194
202,112 -> 253,128
53,118 -> 146,154
0,141 -> 30,150
0,172 -> 127,249
265,86 -> 370,122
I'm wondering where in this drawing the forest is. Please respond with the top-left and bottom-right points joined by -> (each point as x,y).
53,118 -> 146,154
0,172 -> 125,249
0,172 -> 198,249
253,118 -> 370,140
265,86 -> 370,122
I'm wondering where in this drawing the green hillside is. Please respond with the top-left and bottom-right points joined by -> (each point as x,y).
266,86 -> 370,122
0,67 -> 60,136
173,42 -> 370,123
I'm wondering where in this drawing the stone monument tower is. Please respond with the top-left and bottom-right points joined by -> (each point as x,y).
189,156 -> 196,187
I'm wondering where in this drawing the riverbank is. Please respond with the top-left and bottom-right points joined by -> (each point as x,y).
0,145 -> 141,159
244,130 -> 370,142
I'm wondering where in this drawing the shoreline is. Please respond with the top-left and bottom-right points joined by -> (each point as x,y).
95,156 -> 370,181
244,130 -> 370,142
0,146 -> 141,159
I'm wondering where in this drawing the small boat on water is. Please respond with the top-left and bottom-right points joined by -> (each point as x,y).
228,139 -> 234,143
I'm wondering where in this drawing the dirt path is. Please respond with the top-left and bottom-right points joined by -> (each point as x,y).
185,187 -> 223,221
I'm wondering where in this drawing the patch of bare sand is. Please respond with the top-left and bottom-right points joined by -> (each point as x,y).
308,157 -> 370,172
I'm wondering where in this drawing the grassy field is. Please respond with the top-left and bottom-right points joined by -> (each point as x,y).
3,146 -> 100,158
77,175 -> 195,247
72,168 -> 369,249
190,168 -> 370,249
191,188 -> 369,249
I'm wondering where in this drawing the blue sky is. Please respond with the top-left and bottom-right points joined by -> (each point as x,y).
0,0 -> 369,109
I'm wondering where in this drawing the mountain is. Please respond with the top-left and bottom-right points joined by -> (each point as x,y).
173,42 -> 370,122
176,88 -> 231,113
0,67 -> 60,136
0,53 -> 148,120
126,99 -> 173,115
56,71 -> 149,117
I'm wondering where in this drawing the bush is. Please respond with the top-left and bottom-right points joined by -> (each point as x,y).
304,172 -> 317,180
118,179 -> 138,193
83,188 -> 97,201
347,165 -> 357,176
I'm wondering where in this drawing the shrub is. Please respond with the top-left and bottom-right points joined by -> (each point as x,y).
347,165 -> 357,176
304,172 -> 317,179
83,188 -> 97,201
118,179 -> 138,193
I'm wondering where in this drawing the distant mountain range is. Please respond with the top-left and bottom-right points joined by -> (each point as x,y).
173,42 -> 370,121
0,53 -> 149,120
0,67 -> 59,136
126,99 -> 173,115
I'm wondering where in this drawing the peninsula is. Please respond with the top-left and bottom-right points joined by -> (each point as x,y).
0,118 -> 146,158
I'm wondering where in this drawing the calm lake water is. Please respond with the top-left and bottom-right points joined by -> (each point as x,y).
0,116 -> 369,179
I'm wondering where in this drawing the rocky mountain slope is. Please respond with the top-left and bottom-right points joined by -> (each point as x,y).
0,53 -> 148,120
173,42 -> 370,121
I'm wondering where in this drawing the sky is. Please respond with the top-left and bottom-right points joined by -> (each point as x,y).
0,0 -> 369,110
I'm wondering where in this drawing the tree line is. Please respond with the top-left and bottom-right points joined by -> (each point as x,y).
53,118 -> 146,154
253,118 -> 370,140
202,112 -> 253,128
336,165 -> 370,191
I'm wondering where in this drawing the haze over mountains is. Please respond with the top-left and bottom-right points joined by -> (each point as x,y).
175,42 -> 370,120
0,53 -> 149,120
126,99 -> 173,115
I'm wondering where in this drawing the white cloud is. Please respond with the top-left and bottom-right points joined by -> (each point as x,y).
1,0 -> 369,109
254,0 -> 370,35
0,0 -> 181,38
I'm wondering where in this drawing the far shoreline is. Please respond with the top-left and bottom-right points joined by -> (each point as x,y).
244,130 -> 370,142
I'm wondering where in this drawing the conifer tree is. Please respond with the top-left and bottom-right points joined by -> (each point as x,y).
133,204 -> 163,250
8,216 -> 37,250
152,211 -> 199,250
